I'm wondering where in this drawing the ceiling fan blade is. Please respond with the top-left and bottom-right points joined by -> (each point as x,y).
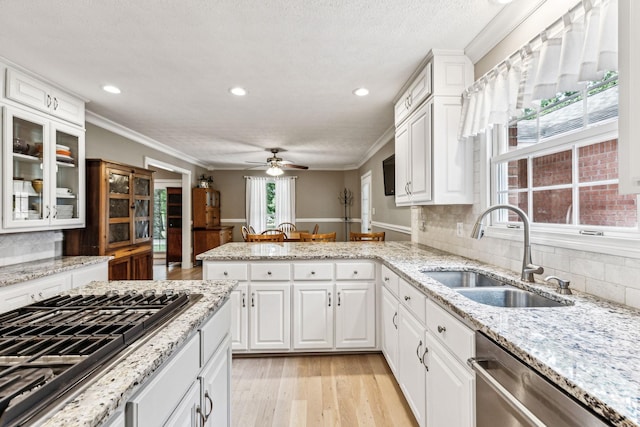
246,161 -> 268,165
282,164 -> 309,170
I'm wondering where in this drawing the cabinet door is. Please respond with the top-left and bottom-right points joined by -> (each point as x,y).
424,333 -> 475,427
398,305 -> 426,426
132,173 -> 153,244
132,250 -> 153,280
394,90 -> 411,126
230,283 -> 249,351
199,337 -> 231,427
250,283 -> 291,351
408,62 -> 432,109
109,256 -> 131,281
381,286 -> 399,375
106,167 -> 134,249
335,282 -> 375,349
163,380 -> 200,427
3,107 -> 51,229
395,123 -> 410,205
51,121 -> 84,226
49,88 -> 85,125
6,68 -> 51,114
408,100 -> 432,204
293,283 -> 334,350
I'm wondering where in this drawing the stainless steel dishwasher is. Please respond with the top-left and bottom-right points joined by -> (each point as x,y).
468,332 -> 610,427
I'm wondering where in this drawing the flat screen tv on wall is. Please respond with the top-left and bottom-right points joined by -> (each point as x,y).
382,155 -> 395,196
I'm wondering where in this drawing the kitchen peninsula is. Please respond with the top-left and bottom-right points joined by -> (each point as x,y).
199,241 -> 640,427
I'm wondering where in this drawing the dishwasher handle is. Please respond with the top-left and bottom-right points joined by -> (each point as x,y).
468,357 -> 547,427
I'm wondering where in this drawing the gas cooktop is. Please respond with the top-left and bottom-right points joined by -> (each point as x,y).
0,290 -> 199,426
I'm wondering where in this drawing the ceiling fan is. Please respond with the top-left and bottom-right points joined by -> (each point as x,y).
247,148 -> 309,176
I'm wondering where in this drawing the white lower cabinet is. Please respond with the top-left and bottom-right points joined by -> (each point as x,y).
199,336 -> 232,426
230,283 -> 249,351
424,333 -> 474,427
293,282 -> 334,349
164,380 -> 200,427
335,282 -> 375,349
398,305 -> 427,426
381,286 -> 399,375
250,283 -> 291,351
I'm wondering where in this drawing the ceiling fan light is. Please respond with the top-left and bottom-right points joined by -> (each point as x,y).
266,165 -> 284,176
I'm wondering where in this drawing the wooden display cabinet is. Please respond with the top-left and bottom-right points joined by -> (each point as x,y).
166,187 -> 182,265
64,159 -> 154,280
192,187 -> 233,262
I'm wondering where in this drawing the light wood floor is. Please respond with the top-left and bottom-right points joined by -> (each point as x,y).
232,354 -> 417,427
158,263 -> 417,427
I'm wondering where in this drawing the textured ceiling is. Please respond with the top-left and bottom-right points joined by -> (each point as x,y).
0,0 -> 509,170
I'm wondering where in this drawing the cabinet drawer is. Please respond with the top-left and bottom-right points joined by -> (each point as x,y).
293,263 -> 333,280
426,299 -> 474,364
200,301 -> 231,366
251,263 -> 290,281
336,262 -> 375,280
381,265 -> 399,296
399,279 -> 426,324
204,262 -> 247,280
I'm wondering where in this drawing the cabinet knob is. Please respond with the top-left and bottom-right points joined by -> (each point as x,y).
353,270 -> 358,275
38,292 -> 43,298
404,295 -> 411,301
311,271 -> 315,275
267,271 -> 272,276
223,271 -> 228,276
437,325 -> 446,334
384,276 -> 389,282
30,294 -> 36,300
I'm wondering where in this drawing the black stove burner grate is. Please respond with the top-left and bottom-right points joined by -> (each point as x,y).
0,291 -> 194,427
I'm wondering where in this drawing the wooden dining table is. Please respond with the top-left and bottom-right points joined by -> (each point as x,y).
284,230 -> 308,242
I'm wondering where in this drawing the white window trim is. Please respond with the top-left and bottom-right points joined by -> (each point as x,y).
485,120 -> 640,259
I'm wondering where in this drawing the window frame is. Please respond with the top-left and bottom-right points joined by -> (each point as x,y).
486,119 -> 640,259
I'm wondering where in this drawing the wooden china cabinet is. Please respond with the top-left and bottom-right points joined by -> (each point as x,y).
64,159 -> 154,279
192,187 -> 233,263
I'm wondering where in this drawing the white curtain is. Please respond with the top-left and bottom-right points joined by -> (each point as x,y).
245,177 -> 268,233
274,177 -> 296,226
459,0 -> 618,140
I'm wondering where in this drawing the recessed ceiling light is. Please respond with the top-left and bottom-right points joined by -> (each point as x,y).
490,0 -> 513,4
102,85 -> 121,94
229,87 -> 247,96
353,88 -> 369,97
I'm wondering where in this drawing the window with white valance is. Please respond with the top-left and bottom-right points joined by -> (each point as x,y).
245,176 -> 296,232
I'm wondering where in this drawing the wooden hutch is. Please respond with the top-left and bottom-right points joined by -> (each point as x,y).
64,159 -> 154,280
192,187 -> 233,263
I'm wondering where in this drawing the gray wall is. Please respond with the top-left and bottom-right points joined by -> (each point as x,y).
85,123 -> 209,183
358,138 -> 411,241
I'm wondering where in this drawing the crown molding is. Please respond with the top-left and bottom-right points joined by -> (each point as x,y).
357,125 -> 395,169
464,0 -> 547,64
85,110 -> 210,169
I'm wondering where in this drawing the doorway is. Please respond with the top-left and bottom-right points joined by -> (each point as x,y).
153,179 -> 181,263
361,171 -> 372,233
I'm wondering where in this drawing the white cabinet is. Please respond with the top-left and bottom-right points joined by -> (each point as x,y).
394,50 -> 474,206
293,282 -> 334,349
164,380 -> 200,427
250,283 -> 291,351
2,106 -> 85,232
6,68 -> 85,125
229,283 -> 249,351
199,336 -> 232,426
619,0 -> 640,194
381,286 -> 399,375
395,62 -> 432,125
398,305 -> 427,426
335,282 -> 376,348
424,333 -> 475,427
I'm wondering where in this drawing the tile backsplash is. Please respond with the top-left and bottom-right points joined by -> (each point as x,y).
0,231 -> 63,267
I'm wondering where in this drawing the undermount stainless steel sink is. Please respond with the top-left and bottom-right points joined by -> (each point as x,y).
422,270 -> 508,288
423,270 -> 569,308
456,287 -> 566,308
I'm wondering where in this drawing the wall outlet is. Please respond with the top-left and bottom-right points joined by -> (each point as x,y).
456,222 -> 464,237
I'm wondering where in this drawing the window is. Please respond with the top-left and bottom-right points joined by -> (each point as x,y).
245,177 -> 296,232
491,72 -> 639,237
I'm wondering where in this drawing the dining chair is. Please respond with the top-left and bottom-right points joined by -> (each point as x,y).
277,222 -> 297,235
299,232 -> 336,242
349,231 -> 385,241
241,226 -> 249,241
246,233 -> 285,242
249,225 -> 256,234
261,228 -> 288,238
312,224 -> 319,234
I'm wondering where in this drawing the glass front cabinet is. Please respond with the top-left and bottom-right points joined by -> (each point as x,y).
2,106 -> 85,231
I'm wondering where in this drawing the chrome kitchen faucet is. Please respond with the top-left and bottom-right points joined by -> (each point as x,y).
471,204 -> 544,283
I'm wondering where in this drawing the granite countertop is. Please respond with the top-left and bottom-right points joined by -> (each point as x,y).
0,256 -> 112,287
199,241 -> 640,427
39,279 -> 236,427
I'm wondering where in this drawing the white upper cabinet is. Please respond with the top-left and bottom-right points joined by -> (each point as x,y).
6,68 -> 85,126
394,50 -> 474,206
619,0 -> 640,194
